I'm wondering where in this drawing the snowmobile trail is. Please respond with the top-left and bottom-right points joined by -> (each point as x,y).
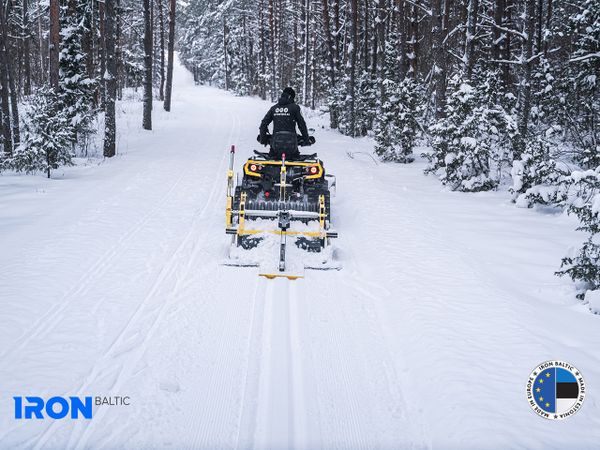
2,56 -> 600,450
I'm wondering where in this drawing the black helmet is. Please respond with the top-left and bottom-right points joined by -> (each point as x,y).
282,87 -> 296,101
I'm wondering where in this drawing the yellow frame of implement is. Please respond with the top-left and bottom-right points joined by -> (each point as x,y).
233,191 -> 328,238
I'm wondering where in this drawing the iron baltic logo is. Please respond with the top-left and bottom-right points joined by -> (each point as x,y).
14,396 -> 130,419
526,361 -> 586,420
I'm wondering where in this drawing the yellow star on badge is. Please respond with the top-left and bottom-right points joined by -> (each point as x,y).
545,402 -> 550,408
539,396 -> 544,401
536,388 -> 541,393
539,379 -> 544,384
545,372 -> 551,378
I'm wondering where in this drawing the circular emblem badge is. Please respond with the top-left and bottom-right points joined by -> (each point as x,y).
526,360 -> 586,420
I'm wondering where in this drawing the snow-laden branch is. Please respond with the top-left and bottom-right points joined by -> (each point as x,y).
486,22 -> 528,41
570,52 -> 600,63
491,52 -> 543,66
490,59 -> 523,65
402,0 -> 431,16
447,49 -> 466,63
443,24 -> 465,45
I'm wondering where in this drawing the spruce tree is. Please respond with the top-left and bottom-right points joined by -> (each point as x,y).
11,88 -> 74,178
556,169 -> 600,295
374,77 -> 423,163
567,0 -> 600,169
510,136 -> 563,206
59,0 -> 97,151
426,76 -> 498,192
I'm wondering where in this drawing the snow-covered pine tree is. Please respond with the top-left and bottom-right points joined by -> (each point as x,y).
11,88 -> 74,178
329,73 -> 352,135
373,78 -> 397,161
556,169 -> 600,296
374,77 -> 423,163
531,56 -> 559,130
510,136 -> 564,206
476,69 -> 519,181
559,237 -> 600,297
566,0 -> 600,169
355,72 -> 378,137
426,76 -> 498,191
59,0 -> 97,152
373,35 -> 423,163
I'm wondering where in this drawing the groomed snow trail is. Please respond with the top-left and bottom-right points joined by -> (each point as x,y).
1,58 -> 599,450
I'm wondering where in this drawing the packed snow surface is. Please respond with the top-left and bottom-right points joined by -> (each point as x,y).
1,58 -> 599,449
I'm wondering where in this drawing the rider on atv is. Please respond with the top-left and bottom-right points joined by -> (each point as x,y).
259,87 -> 314,160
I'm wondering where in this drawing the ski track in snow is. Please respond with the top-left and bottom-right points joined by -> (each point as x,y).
1,55 -> 600,450
32,110 -> 240,450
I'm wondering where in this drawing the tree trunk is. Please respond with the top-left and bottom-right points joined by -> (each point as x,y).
49,0 -> 60,90
293,0 -> 299,82
502,0 -> 512,87
544,0 -> 552,55
322,0 -> 338,128
333,0 -> 340,71
432,0 -> 448,118
377,0 -> 386,90
536,0 -> 543,53
363,0 -> 370,73
223,17 -> 230,90
349,0 -> 358,136
310,11 -> 316,109
158,0 -> 165,101
516,0 -> 536,156
302,0 -> 310,104
7,64 -> 20,147
371,0 -> 379,75
99,0 -> 106,108
22,0 -> 31,95
409,4 -> 418,77
268,0 -> 277,99
37,0 -> 46,86
103,0 -> 117,157
397,0 -> 406,79
116,0 -> 123,100
491,0 -> 504,63
163,0 -> 175,111
0,0 -> 12,154
259,0 -> 266,99
463,0 -> 479,79
82,0 -> 94,88
143,0 -> 153,129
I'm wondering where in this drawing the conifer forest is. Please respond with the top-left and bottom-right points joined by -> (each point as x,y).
1,0 -> 600,294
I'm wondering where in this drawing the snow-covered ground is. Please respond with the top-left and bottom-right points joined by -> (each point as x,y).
1,58 -> 599,450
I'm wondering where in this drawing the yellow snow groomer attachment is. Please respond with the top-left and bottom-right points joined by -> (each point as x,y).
225,146 -> 338,280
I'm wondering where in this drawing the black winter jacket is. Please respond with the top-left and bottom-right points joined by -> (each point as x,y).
259,94 -> 309,144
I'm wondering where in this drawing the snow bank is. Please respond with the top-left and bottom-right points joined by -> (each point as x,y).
585,290 -> 600,314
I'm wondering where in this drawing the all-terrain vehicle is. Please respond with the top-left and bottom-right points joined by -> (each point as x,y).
225,131 -> 337,279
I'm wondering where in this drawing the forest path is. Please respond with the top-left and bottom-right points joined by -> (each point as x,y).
0,58 -> 599,449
